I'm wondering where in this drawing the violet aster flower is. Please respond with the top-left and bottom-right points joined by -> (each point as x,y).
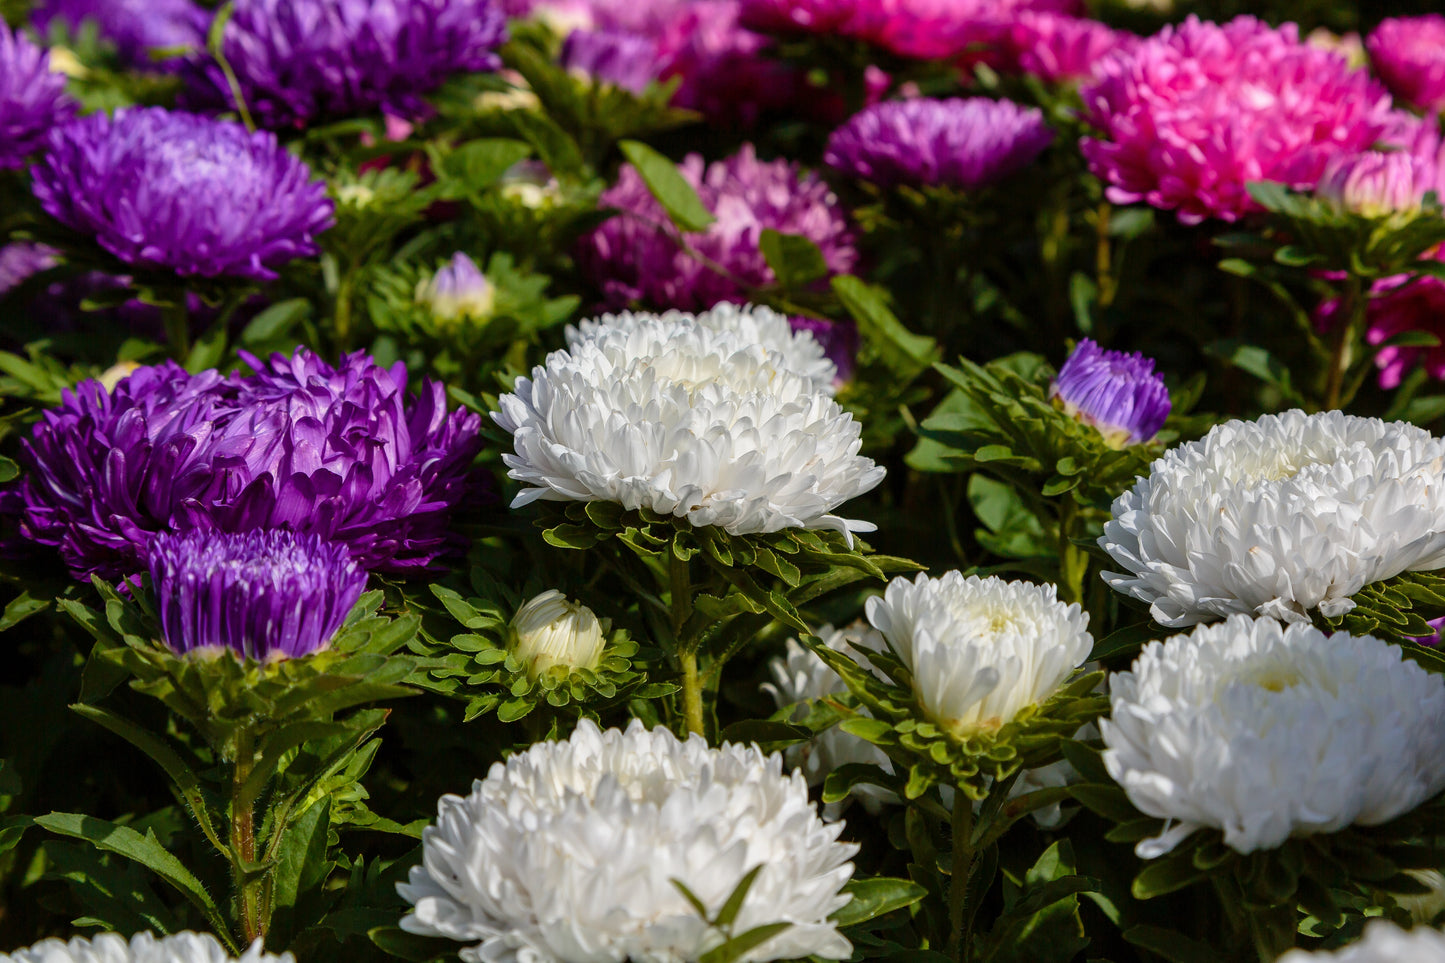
31,107 -> 333,280
578,143 -> 856,310
1049,338 -> 1169,447
0,22 -> 76,170
32,0 -> 208,70
149,529 -> 366,659
0,243 -> 57,296
1081,16 -> 1398,225
825,97 -> 1052,190
14,347 -> 484,581
187,0 -> 507,128
560,28 -> 665,94
1367,16 -> 1445,115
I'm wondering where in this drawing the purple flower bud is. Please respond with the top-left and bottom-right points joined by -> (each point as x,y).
148,529 -> 366,660
0,22 -> 77,170
417,252 -> 495,321
788,315 -> 859,384
31,107 -> 334,280
1049,339 -> 1170,448
824,97 -> 1053,190
1412,616 -> 1445,647
1316,150 -> 1440,217
560,28 -> 665,95
32,0 -> 209,71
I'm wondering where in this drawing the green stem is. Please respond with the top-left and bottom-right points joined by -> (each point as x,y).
1322,275 -> 1365,411
1095,202 -> 1116,310
947,798 -> 975,962
163,303 -> 190,360
230,728 -> 263,944
670,551 -> 706,738
680,648 -> 705,738
334,262 -> 358,351
1056,500 -> 1087,606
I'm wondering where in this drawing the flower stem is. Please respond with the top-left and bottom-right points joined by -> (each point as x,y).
947,798 -> 975,963
669,550 -> 705,738
1056,500 -> 1088,606
680,648 -> 705,738
163,303 -> 190,360
230,727 -> 263,944
1322,275 -> 1365,411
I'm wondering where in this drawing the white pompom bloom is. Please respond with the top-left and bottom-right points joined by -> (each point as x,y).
764,622 -> 896,815
567,303 -> 837,392
494,312 -> 883,541
0,933 -> 290,963
1276,919 -> 1445,962
398,718 -> 857,963
1100,409 -> 1445,627
1102,615 -> 1445,859
864,572 -> 1093,738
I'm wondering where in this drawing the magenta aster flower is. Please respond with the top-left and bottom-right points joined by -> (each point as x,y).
824,96 -> 1052,189
737,0 -> 860,34
1316,149 -> 1441,217
1367,16 -> 1445,115
0,22 -> 76,170
186,0 -> 507,127
32,0 -> 208,70
149,529 -> 366,659
1081,16 -> 1398,225
31,107 -> 333,280
1003,13 -> 1136,84
1049,338 -> 1169,447
14,348 -> 484,581
578,144 -> 856,310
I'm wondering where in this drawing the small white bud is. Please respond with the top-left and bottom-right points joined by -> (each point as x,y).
509,590 -> 605,680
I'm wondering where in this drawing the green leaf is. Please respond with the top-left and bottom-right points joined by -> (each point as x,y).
831,275 -> 938,378
0,591 -> 49,632
1203,339 -> 1302,403
239,298 -> 311,347
697,923 -> 792,963
714,864 -> 765,930
509,112 -> 584,176
830,877 -> 928,927
0,455 -> 17,483
1123,925 -> 1221,963
35,813 -> 231,941
367,926 -> 458,962
440,138 -> 534,190
1131,849 -> 1209,900
619,139 -> 716,232
268,797 -> 332,938
184,321 -> 229,374
759,229 -> 829,288
716,720 -> 811,748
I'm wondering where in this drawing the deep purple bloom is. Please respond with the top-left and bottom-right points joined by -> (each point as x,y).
578,144 -> 856,310
186,0 -> 507,127
15,348 -> 485,581
789,315 -> 859,384
0,243 -> 58,296
32,0 -> 209,70
1049,338 -> 1169,448
149,529 -> 366,659
824,97 -> 1052,190
560,28 -> 665,95
31,107 -> 333,280
0,22 -> 76,169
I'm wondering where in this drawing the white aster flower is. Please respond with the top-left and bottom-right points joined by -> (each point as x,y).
1276,919 -> 1445,962
509,590 -> 607,680
398,718 -> 857,963
0,933 -> 290,963
567,303 -> 838,393
864,572 -> 1092,738
493,312 -> 884,542
763,622 -> 896,815
1102,614 -> 1445,859
1100,409 -> 1445,627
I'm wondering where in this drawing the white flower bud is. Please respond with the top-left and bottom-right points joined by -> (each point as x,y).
509,590 -> 605,680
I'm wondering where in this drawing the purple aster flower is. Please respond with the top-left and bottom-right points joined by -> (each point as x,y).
1412,616 -> 1445,646
789,315 -> 859,383
416,252 -> 495,321
14,347 -> 485,581
578,143 -> 856,310
1049,338 -> 1169,448
560,28 -> 665,95
0,22 -> 76,170
31,107 -> 333,280
148,529 -> 366,660
185,0 -> 507,128
1081,16 -> 1398,225
1367,16 -> 1445,116
32,0 -> 209,70
824,97 -> 1052,190
0,243 -> 58,296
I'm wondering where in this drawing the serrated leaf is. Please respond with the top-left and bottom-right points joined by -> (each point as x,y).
618,139 -> 715,232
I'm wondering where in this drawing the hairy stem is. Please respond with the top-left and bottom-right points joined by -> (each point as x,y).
947,798 -> 975,962
230,728 -> 263,943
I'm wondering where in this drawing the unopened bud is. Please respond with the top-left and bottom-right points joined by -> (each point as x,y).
416,252 -> 495,323
510,590 -> 606,680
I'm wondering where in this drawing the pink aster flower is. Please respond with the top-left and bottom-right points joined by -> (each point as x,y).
578,144 -> 856,310
1081,16 -> 1398,224
1316,149 -> 1441,217
1315,247 -> 1445,390
1003,12 -> 1136,84
1367,16 -> 1445,115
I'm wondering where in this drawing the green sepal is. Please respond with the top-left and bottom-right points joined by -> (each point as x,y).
1325,569 -> 1445,648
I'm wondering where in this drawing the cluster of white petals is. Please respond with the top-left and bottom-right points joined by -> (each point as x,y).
764,622 -> 896,814
494,311 -> 883,540
1102,615 -> 1445,858
0,934 -> 290,963
398,719 -> 857,963
1276,920 -> 1445,962
567,303 -> 838,393
1100,409 -> 1445,626
509,589 -> 606,679
864,572 -> 1092,738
